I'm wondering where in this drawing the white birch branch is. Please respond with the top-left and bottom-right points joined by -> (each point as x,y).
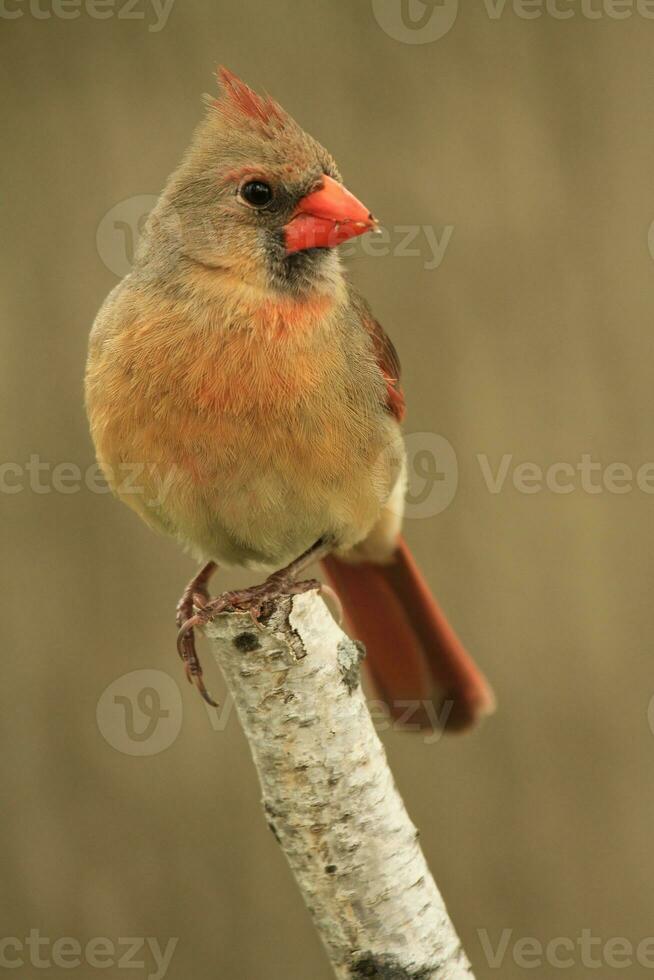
205,588 -> 476,980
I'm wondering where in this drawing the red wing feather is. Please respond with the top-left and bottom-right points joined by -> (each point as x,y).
352,291 -> 406,423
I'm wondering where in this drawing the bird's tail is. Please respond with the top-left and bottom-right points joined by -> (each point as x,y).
321,537 -> 495,733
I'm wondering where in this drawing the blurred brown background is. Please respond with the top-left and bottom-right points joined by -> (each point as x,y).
2,1 -> 654,977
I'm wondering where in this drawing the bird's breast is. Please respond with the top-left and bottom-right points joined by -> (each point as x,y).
87,282 -> 399,565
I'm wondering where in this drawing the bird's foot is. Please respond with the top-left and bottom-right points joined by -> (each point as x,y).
176,569 -> 321,707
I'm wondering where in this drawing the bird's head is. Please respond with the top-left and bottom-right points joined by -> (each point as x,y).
139,68 -> 378,296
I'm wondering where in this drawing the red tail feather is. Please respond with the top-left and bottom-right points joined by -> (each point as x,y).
322,538 -> 495,733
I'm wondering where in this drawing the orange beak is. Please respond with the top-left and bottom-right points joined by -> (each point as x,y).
284,174 -> 377,254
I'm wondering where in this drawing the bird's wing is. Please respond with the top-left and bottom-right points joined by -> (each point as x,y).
351,291 -> 406,423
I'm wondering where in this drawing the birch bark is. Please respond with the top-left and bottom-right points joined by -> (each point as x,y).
205,589 -> 475,980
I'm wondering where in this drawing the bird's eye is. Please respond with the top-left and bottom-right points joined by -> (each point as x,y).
239,180 -> 273,208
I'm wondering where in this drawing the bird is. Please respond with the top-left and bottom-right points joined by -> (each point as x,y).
85,67 -> 494,732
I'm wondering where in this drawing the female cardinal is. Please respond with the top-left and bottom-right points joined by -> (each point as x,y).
86,67 -> 494,731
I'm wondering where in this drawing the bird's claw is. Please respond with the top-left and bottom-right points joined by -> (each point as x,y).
176,573 -> 322,709
176,609 -> 220,707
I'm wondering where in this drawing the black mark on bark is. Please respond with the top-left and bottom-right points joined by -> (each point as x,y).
233,631 -> 261,652
351,954 -> 433,979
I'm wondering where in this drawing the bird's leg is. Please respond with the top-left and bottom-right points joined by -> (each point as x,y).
176,560 -> 218,628
175,561 -> 218,706
259,538 -> 343,621
176,540 -> 332,705
259,537 -> 331,602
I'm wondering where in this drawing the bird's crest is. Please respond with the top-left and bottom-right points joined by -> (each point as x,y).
212,66 -> 287,131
